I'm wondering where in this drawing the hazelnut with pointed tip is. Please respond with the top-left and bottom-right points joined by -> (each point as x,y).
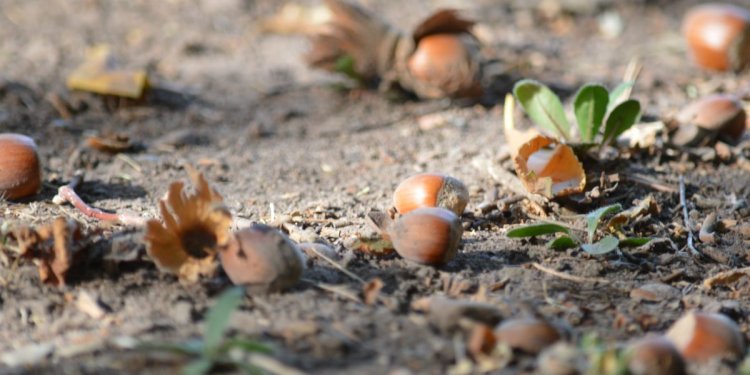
494,318 -> 561,354
393,173 -> 469,216
219,224 -> 304,294
626,336 -> 686,375
665,311 -> 745,362
0,133 -> 41,200
682,3 -> 750,71
671,94 -> 746,146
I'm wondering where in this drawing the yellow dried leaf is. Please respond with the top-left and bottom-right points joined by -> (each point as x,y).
143,166 -> 232,283
66,45 -> 149,99
260,3 -> 331,35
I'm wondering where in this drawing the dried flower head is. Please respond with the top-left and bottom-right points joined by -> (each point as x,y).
12,217 -> 89,286
144,167 -> 232,283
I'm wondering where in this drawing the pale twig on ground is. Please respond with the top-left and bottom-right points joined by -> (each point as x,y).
679,175 -> 701,257
52,175 -> 145,226
304,245 -> 365,284
302,279 -> 362,303
248,353 -> 307,375
531,262 -> 610,284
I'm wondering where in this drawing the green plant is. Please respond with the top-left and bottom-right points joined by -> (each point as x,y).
141,287 -> 271,375
512,79 -> 641,146
506,204 -> 651,255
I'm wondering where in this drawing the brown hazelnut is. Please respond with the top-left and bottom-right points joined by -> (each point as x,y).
672,94 -> 746,146
393,173 -> 468,216
388,207 -> 462,265
0,133 -> 41,200
494,318 -> 561,354
665,311 -> 745,362
682,3 -> 750,71
219,224 -> 304,294
626,336 -> 686,375
407,34 -> 481,98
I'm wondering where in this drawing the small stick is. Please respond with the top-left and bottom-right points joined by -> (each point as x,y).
679,175 -> 701,257
53,175 -> 145,226
302,279 -> 362,303
621,57 -> 642,101
247,353 -> 307,375
531,262 -> 610,284
304,245 -> 365,284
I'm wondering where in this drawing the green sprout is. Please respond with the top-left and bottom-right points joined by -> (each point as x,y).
506,203 -> 651,255
512,79 -> 641,147
141,287 -> 271,375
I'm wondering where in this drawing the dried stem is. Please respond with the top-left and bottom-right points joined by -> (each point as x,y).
531,262 -> 610,284
53,175 -> 145,226
304,245 -> 365,284
679,175 -> 701,257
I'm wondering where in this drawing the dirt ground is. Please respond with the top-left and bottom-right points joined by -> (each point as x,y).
1,0 -> 750,374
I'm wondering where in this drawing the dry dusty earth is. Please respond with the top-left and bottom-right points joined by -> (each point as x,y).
1,0 -> 750,374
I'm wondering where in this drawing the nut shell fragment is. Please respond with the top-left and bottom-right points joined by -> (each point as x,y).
514,135 -> 586,198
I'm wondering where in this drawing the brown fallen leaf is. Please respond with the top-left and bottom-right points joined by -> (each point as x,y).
607,195 -> 660,231
11,217 -> 91,286
703,267 -> 750,289
143,166 -> 232,283
86,133 -> 133,154
362,277 -> 383,305
306,0 -> 482,99
66,45 -> 149,99
412,296 -> 502,333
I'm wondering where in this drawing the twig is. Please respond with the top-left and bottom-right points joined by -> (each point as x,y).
622,173 -> 677,193
304,246 -> 365,284
52,175 -> 145,226
302,279 -> 362,303
679,175 -> 701,257
531,262 -> 610,284
248,353 -> 307,375
621,57 -> 642,101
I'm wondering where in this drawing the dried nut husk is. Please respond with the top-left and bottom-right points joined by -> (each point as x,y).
494,318 -> 561,354
682,3 -> 750,71
672,94 -> 747,146
626,336 -> 686,375
389,207 -> 462,265
220,224 -> 304,294
665,311 -> 745,362
393,173 -> 469,215
306,0 -> 481,99
514,135 -> 586,198
0,133 -> 41,200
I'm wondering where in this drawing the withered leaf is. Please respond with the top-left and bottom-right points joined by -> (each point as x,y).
66,45 -> 149,99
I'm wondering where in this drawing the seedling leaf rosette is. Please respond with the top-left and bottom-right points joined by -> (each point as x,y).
505,79 -> 641,199
507,204 -> 651,255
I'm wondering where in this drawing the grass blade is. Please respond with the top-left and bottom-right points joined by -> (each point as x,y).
573,84 -> 609,142
581,236 -> 619,255
585,204 -> 622,243
219,339 -> 272,355
546,235 -> 578,250
507,222 -> 570,238
619,237 -> 652,247
182,359 -> 214,375
204,286 -> 245,352
513,79 -> 571,141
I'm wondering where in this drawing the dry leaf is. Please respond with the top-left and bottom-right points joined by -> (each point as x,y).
503,95 -> 586,198
143,166 -> 232,283
343,233 -> 395,256
66,45 -> 149,99
607,195 -> 659,231
362,277 -> 383,305
12,218 -> 90,286
260,3 -> 332,35
86,134 -> 133,154
703,267 -> 750,289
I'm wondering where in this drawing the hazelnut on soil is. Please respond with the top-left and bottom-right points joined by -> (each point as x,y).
665,311 -> 745,363
0,133 -> 41,200
494,318 -> 561,354
220,224 -> 305,294
671,94 -> 746,146
626,336 -> 686,375
393,173 -> 469,216
682,3 -> 750,71
388,207 -> 463,265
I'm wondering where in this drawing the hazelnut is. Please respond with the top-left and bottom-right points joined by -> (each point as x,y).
665,311 -> 745,362
0,133 -> 41,200
672,94 -> 746,146
389,207 -> 462,265
407,34 -> 481,98
626,336 -> 686,375
682,3 -> 750,71
494,318 -> 561,354
393,173 -> 469,216
219,224 -> 304,294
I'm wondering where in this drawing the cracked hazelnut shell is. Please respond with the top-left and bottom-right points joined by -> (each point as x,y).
0,133 -> 41,200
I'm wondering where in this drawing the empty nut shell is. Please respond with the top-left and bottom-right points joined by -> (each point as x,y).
393,173 -> 469,216
672,94 -> 746,146
220,224 -> 304,294
0,133 -> 41,200
494,318 -> 561,354
683,3 -> 750,71
389,207 -> 462,265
